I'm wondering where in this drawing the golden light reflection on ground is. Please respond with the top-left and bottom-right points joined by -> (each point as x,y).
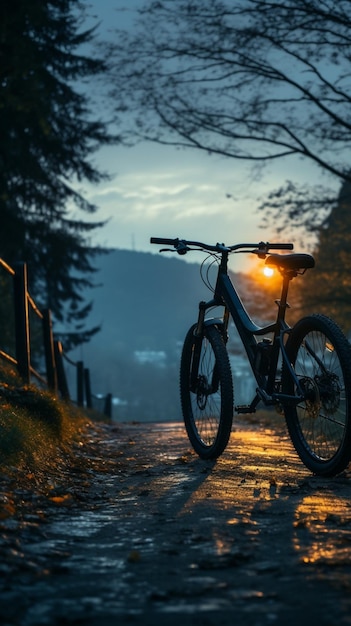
126,420 -> 351,602
212,530 -> 234,556
293,493 -> 351,566
177,426 -> 301,516
3,419 -> 351,624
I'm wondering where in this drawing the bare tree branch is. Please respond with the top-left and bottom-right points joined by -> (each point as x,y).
106,0 -> 351,231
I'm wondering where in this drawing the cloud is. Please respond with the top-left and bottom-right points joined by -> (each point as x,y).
90,172 -> 242,225
84,142 -> 277,267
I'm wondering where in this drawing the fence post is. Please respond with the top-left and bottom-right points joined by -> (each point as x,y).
42,309 -> 57,393
13,262 -> 30,384
54,340 -> 70,400
104,393 -> 112,419
77,360 -> 84,406
84,368 -> 92,409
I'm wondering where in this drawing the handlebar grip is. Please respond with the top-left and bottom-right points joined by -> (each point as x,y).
150,237 -> 178,245
268,243 -> 294,250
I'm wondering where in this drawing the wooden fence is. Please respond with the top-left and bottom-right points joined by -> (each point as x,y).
0,258 -> 111,418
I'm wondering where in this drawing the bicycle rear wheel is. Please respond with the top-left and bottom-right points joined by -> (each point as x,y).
282,314 -> 351,476
180,323 -> 233,459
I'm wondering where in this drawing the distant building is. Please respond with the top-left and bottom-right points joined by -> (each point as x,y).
134,350 -> 167,367
229,353 -> 256,406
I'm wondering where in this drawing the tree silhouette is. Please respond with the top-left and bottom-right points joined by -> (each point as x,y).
298,180 -> 351,334
108,0 -> 351,232
0,0 -> 114,348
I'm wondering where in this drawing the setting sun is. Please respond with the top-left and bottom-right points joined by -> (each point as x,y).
263,266 -> 274,278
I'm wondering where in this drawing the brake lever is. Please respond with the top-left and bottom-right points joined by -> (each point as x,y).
159,243 -> 193,255
176,242 -> 189,255
251,241 -> 269,259
251,249 -> 267,259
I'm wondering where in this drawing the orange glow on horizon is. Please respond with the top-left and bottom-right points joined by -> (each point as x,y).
263,266 -> 274,278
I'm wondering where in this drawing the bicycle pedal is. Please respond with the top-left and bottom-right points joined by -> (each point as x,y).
235,405 -> 256,414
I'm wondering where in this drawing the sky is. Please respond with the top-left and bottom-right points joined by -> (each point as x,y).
83,0 -> 319,272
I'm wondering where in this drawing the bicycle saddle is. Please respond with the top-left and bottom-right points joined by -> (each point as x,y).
265,253 -> 315,271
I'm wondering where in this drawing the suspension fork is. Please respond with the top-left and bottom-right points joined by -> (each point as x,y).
190,300 -> 228,393
190,302 -> 206,391
209,307 -> 230,393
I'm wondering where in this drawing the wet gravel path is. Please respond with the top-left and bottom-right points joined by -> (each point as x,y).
1,419 -> 351,625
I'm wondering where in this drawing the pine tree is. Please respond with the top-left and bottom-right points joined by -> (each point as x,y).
0,0 -> 113,348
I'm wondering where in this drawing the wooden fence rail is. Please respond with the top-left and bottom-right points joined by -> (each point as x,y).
0,258 -> 111,418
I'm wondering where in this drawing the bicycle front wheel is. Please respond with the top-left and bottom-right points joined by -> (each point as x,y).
180,323 -> 234,459
283,314 -> 351,476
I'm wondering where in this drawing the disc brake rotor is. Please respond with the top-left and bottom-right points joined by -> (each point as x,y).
315,373 -> 341,414
300,377 -> 321,419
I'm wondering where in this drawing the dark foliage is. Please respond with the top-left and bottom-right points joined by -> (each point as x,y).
298,180 -> 351,334
0,0 -> 114,348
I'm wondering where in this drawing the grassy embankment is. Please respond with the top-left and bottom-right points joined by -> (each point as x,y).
0,361 -> 102,471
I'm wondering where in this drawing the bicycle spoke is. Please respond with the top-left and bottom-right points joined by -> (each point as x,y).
283,314 -> 351,475
180,324 -> 233,459
191,337 -> 221,446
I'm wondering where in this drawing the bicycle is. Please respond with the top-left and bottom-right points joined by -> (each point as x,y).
150,236 -> 351,477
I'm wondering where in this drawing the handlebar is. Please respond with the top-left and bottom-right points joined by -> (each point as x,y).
261,243 -> 294,251
150,237 -> 294,255
150,237 -> 179,246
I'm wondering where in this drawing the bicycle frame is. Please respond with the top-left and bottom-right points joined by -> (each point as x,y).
194,248 -> 305,413
151,235 -> 351,475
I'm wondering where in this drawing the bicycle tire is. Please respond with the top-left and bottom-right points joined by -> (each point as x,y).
282,314 -> 351,476
180,323 -> 234,459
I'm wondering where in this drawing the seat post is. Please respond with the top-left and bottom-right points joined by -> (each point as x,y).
276,271 -> 293,325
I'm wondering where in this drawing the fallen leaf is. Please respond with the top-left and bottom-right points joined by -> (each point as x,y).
0,502 -> 16,519
49,494 -> 73,505
127,550 -> 141,563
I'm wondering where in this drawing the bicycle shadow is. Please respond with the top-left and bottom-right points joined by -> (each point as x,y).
10,419 -> 351,625
155,421 -> 351,620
